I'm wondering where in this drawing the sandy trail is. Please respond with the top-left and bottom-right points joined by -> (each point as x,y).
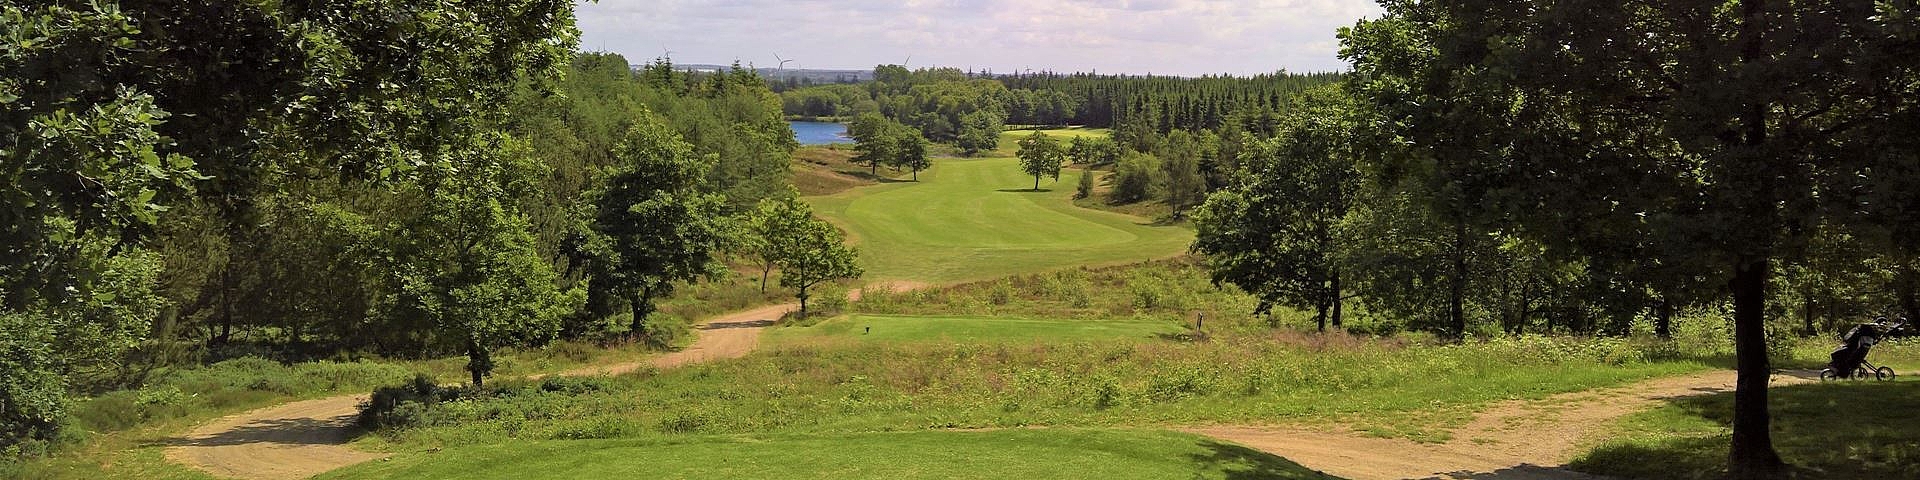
1189,369 -> 1816,480
163,302 -> 797,480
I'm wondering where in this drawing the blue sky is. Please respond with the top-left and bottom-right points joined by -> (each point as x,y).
574,0 -> 1385,76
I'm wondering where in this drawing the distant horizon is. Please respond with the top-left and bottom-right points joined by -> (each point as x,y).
575,0 -> 1383,78
621,58 -> 1349,78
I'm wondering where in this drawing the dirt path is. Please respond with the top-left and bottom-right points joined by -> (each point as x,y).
162,303 -> 797,480
1189,370 -> 1816,480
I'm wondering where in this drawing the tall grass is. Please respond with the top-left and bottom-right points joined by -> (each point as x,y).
358,332 -> 1717,450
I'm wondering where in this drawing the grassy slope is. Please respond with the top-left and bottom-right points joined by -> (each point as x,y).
320,429 -> 1333,480
807,157 -> 1192,284
764,314 -> 1183,345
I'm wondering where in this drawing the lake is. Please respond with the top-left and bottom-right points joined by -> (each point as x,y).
790,121 -> 850,145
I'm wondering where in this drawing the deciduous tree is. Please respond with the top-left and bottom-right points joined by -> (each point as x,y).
1017,131 -> 1067,191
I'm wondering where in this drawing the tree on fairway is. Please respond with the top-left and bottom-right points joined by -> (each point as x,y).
766,199 -> 863,318
1191,86 -> 1360,332
1017,131 -> 1067,190
591,119 -> 732,342
894,125 -> 932,181
1342,0 -> 1920,474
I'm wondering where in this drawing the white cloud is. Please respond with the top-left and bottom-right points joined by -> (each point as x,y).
574,0 -> 1383,75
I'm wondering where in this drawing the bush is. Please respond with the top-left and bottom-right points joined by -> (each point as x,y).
1075,168 -> 1095,199
1109,152 -> 1160,204
359,375 -> 461,430
638,312 -> 692,350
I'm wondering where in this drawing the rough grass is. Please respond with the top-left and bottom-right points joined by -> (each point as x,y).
346,332 -> 1715,455
791,145 -> 879,196
1571,340 -> 1920,479
851,258 -> 1266,331
319,429 -> 1333,480
763,314 -> 1184,346
2,342 -> 661,480
806,157 -> 1192,284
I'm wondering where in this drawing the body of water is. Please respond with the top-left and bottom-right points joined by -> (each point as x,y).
790,121 -> 850,145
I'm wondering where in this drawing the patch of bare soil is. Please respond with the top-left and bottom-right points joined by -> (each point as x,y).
1190,370 -> 1815,480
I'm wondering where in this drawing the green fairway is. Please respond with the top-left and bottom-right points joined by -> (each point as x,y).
991,127 -> 1112,157
807,157 -> 1191,283
766,314 -> 1182,345
319,429 -> 1332,480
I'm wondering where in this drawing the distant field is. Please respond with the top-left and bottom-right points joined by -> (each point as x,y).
319,429 -> 1329,480
765,314 -> 1182,345
805,156 -> 1192,284
990,127 -> 1112,157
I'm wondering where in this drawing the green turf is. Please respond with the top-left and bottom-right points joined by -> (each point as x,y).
807,157 -> 1191,284
765,314 -> 1183,345
989,127 -> 1111,157
318,429 -> 1334,480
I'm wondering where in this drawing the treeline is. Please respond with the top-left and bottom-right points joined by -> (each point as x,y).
779,66 -> 1340,153
1,3 -> 858,455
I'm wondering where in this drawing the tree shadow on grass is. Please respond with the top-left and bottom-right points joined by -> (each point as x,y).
996,188 -> 1054,193
1568,380 -> 1920,480
1189,439 -> 1345,480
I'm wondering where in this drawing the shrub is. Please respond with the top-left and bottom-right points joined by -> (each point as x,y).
1109,152 -> 1160,204
638,312 -> 692,350
1075,168 -> 1095,199
359,375 -> 461,430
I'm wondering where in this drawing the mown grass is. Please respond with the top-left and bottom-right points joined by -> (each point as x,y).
763,314 -> 1184,346
321,428 -> 1333,480
986,127 -> 1113,158
1571,340 -> 1920,479
806,157 -> 1192,284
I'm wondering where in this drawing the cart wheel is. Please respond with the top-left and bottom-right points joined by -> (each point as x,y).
1858,367 -> 1874,379
1820,368 -> 1838,382
1876,366 -> 1896,381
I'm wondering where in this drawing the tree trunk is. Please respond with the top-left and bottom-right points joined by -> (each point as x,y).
1330,269 -> 1344,329
1730,256 -> 1785,476
760,264 -> 773,294
1802,292 -> 1816,337
1449,221 -> 1468,340
1315,302 -> 1328,333
1728,0 -> 1785,473
1655,298 -> 1673,340
797,287 -> 811,319
466,338 -> 489,388
218,252 -> 234,345
1034,175 -> 1041,191
629,286 -> 656,341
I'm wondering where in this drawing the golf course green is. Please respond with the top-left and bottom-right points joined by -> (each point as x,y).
807,156 -> 1191,284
